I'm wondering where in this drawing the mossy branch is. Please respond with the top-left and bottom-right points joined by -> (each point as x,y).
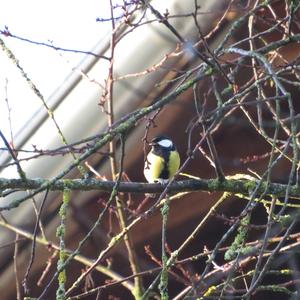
1,177 -> 300,210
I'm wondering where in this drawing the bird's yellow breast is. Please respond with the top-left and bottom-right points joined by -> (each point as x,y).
144,150 -> 180,183
144,151 -> 164,183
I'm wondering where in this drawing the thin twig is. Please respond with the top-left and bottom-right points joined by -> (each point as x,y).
13,233 -> 22,300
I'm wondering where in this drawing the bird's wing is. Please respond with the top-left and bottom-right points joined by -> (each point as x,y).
168,150 -> 180,178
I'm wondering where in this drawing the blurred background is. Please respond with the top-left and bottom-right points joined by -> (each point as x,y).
1,0 -> 300,299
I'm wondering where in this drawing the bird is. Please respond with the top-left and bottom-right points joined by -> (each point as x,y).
144,135 -> 180,184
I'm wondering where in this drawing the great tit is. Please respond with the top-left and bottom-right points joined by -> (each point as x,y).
144,135 -> 180,183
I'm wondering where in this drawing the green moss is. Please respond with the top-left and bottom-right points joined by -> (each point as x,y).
62,179 -> 72,189
59,204 -> 67,218
280,269 -> 292,275
207,178 -> 220,191
56,224 -> 65,237
205,66 -> 214,76
59,248 -> 66,261
58,269 -> 66,284
160,201 -> 170,216
159,253 -> 169,300
243,179 -> 258,192
63,187 -> 71,204
257,284 -> 295,296
225,214 -> 250,261
56,189 -> 70,300
203,285 -> 217,297
221,84 -> 233,95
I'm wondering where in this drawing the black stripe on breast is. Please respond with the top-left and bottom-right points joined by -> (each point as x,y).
152,146 -> 170,179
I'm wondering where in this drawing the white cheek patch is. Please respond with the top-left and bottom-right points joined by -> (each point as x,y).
158,139 -> 173,148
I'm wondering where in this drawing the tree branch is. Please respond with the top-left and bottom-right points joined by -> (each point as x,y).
1,177 -> 300,210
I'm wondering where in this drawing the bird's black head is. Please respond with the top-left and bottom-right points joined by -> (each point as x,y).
150,135 -> 175,150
